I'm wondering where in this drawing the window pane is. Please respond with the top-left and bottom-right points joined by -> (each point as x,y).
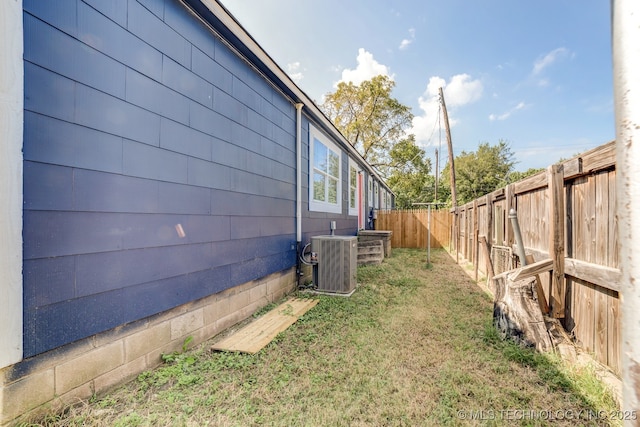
328,151 -> 339,178
314,139 -> 327,173
328,178 -> 338,204
350,167 -> 356,187
350,187 -> 356,208
313,172 -> 325,201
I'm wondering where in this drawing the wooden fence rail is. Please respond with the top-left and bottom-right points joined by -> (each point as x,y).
377,141 -> 621,375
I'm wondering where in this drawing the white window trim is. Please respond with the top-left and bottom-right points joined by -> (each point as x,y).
368,176 -> 373,207
309,125 -> 342,214
374,181 -> 379,209
348,158 -> 360,216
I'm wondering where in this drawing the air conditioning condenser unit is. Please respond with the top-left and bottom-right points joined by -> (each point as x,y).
311,235 -> 357,294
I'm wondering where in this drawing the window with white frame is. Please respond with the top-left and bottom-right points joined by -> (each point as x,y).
374,181 -> 379,209
368,176 -> 373,207
309,126 -> 342,213
348,159 -> 359,216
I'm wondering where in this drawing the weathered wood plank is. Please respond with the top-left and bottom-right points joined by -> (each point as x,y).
607,289 -> 621,375
608,170 -> 618,268
211,298 -> 319,354
583,281 -> 595,353
563,157 -> 582,179
508,259 -> 553,282
572,176 -> 586,261
594,286 -> 608,366
564,257 -> 621,292
585,174 -> 597,263
548,164 -> 565,318
514,170 -> 548,194
526,254 -> 550,315
581,140 -> 616,173
595,172 -> 609,266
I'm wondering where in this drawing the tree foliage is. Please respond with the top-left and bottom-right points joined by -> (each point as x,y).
320,75 -> 413,179
507,167 -> 545,184
386,135 -> 434,209
440,140 -> 516,205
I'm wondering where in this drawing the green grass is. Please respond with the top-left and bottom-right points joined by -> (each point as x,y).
21,249 -> 620,426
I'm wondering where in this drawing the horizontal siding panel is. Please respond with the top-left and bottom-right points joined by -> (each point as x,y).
160,118 -> 212,160
126,69 -> 190,125
135,0 -> 164,20
214,87 -> 249,125
163,0 -> 216,58
162,55 -> 213,108
74,243 -> 214,297
74,169 -> 159,213
23,162 -> 74,211
127,0 -> 191,67
123,139 -> 189,184
121,214 -> 230,249
187,157 -> 231,189
23,211 -> 124,259
78,1 -> 163,81
81,0 -> 128,27
214,37 -> 250,83
191,46 -> 233,93
230,251 -> 294,286
24,62 -> 75,122
24,256 -> 75,307
24,112 -> 124,174
75,84 -> 161,146
210,190 -> 294,216
189,100 -> 232,141
24,13 -> 126,99
23,0 -> 77,37
157,181 -> 211,214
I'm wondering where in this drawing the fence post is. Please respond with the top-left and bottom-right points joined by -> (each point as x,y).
473,199 -> 479,281
548,164 -> 565,318
505,184 -> 515,247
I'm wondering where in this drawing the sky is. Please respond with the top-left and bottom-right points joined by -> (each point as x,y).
220,0 -> 614,172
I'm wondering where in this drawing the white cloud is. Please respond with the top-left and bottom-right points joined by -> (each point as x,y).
286,62 -> 303,82
337,48 -> 392,86
532,47 -> 569,75
410,74 -> 483,147
399,28 -> 415,50
489,101 -> 528,121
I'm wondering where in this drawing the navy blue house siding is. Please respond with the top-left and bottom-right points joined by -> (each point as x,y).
22,0 -> 306,357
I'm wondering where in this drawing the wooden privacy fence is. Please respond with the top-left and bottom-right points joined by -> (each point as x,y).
452,141 -> 620,374
376,209 -> 451,250
375,141 -> 620,375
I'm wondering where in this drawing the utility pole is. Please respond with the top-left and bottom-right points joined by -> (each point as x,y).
439,87 -> 457,208
434,148 -> 439,202
439,87 -> 459,261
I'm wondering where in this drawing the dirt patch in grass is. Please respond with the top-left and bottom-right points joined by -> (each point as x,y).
22,249 -> 619,426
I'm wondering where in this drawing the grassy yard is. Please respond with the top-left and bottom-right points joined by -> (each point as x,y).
23,249 -> 619,426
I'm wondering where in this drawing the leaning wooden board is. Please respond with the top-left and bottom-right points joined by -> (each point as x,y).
211,298 -> 319,354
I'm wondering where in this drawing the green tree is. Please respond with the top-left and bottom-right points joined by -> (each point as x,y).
320,75 -> 413,179
507,167 -> 545,184
440,140 -> 516,205
386,135 -> 434,208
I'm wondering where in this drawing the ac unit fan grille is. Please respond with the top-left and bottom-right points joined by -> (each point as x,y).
311,236 -> 357,294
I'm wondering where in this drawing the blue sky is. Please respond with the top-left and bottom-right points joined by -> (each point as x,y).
221,0 -> 614,172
